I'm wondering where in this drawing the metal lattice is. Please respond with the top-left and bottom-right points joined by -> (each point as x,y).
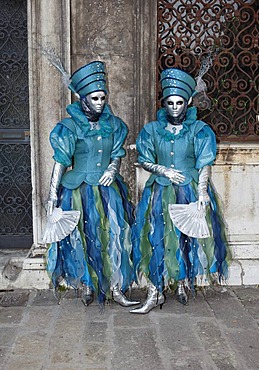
157,0 -> 259,141
0,0 -> 32,247
0,144 -> 32,236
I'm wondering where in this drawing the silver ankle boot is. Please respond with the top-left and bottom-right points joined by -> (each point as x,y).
112,285 -> 140,307
81,285 -> 94,306
176,281 -> 188,305
130,284 -> 165,314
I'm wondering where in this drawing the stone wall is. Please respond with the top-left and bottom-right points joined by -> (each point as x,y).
212,144 -> 259,285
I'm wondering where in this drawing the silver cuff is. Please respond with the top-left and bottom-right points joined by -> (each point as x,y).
99,158 -> 121,186
48,162 -> 66,203
106,157 -> 121,176
142,162 -> 167,176
198,165 -> 211,196
142,161 -> 185,184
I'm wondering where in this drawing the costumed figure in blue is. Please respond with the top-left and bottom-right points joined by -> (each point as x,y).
45,61 -> 139,307
130,68 -> 232,314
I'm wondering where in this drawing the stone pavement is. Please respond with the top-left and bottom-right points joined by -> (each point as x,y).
0,286 -> 259,370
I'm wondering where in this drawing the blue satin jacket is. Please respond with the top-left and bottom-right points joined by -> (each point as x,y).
136,107 -> 216,187
50,102 -> 128,189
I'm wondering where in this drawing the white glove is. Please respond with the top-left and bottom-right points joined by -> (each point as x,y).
163,168 -> 186,185
197,165 -> 211,210
99,158 -> 121,186
142,162 -> 185,185
47,162 -> 66,215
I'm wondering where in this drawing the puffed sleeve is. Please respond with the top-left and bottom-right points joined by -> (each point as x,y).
50,123 -> 77,167
136,123 -> 156,164
110,118 -> 129,159
194,124 -> 217,169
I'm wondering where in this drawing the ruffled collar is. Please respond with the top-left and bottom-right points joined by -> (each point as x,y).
156,107 -> 198,141
66,101 -> 113,138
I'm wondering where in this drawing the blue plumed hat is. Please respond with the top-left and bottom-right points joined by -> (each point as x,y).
69,61 -> 107,97
160,68 -> 197,101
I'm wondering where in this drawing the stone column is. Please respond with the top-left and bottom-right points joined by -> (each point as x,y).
70,0 -> 157,202
27,0 -> 71,247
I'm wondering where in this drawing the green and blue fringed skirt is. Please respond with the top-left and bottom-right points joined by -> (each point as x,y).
46,178 -> 135,303
132,181 -> 232,292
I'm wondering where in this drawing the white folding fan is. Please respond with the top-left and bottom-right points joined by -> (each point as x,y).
168,201 -> 210,239
42,207 -> 80,243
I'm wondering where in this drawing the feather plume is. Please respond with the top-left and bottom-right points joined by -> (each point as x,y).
37,42 -> 71,88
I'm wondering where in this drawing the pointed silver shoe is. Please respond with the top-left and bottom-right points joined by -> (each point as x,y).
112,285 -> 140,307
130,284 -> 165,314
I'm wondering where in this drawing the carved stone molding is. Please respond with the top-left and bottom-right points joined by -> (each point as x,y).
216,143 -> 259,165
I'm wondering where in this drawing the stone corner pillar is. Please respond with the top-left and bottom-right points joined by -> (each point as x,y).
27,0 -> 71,251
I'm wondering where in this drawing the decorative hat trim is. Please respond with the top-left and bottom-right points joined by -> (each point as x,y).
70,60 -> 104,78
162,85 -> 191,95
74,71 -> 106,90
69,61 -> 107,97
161,68 -> 196,87
160,68 -> 197,100
77,79 -> 107,94
161,77 -> 195,92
